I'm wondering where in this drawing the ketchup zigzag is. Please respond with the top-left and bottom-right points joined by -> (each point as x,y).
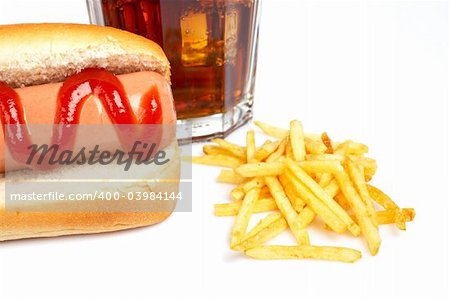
0,68 -> 162,170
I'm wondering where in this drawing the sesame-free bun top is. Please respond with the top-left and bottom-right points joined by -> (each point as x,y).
0,23 -> 170,88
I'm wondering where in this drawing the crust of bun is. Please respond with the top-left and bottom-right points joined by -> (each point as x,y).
0,142 -> 180,242
0,23 -> 170,88
0,210 -> 174,241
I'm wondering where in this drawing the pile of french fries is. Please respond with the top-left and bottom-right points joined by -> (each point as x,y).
191,120 -> 415,263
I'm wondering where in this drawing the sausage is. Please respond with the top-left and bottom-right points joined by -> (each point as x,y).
0,71 -> 176,172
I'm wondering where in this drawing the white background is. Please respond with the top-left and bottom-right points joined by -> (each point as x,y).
0,1 -> 449,298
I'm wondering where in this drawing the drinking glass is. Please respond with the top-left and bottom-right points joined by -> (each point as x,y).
86,0 -> 261,141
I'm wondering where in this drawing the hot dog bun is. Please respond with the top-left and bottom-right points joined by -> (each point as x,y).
0,144 -> 180,241
0,23 -> 170,88
0,23 -> 180,241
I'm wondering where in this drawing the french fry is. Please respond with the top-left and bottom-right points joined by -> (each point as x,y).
217,169 -> 246,184
280,175 -> 320,230
246,130 -> 256,162
314,142 -> 352,187
234,214 -> 288,251
320,155 -> 377,187
376,208 -> 415,226
254,120 -> 320,141
348,141 -> 369,155
266,137 -> 288,162
295,207 -> 316,229
283,171 -> 347,234
203,145 -> 238,158
323,144 -> 380,170
299,160 -> 344,174
367,184 -> 406,229
235,162 -> 285,177
346,159 -> 378,226
265,176 -> 310,245
279,175 -> 316,227
290,120 -> 306,161
279,174 -> 307,212
318,173 -> 334,188
306,154 -> 343,187
341,207 -> 415,229
334,192 -> 351,210
215,197 -> 278,216
190,155 -> 243,168
285,139 -> 294,159
257,140 -> 272,150
286,159 -> 360,236
211,138 -> 246,160
348,156 -> 377,181
279,182 -> 316,229
230,187 -> 246,202
230,188 -> 261,248
252,140 -> 281,162
367,185 -> 398,210
323,179 -> 340,199
245,245 -> 362,263
254,121 -> 289,138
336,140 -> 369,155
335,171 -> 381,255
335,198 -> 415,229
305,137 -> 327,154
231,177 -> 265,201
306,154 -> 345,161
242,177 -> 266,191
337,205 -> 415,230
321,132 -> 334,154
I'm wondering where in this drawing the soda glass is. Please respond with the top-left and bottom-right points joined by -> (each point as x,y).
86,0 -> 261,141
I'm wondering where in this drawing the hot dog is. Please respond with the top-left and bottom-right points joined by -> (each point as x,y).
0,23 -> 180,241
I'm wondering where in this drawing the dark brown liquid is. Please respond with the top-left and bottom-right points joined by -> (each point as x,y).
100,0 -> 256,119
